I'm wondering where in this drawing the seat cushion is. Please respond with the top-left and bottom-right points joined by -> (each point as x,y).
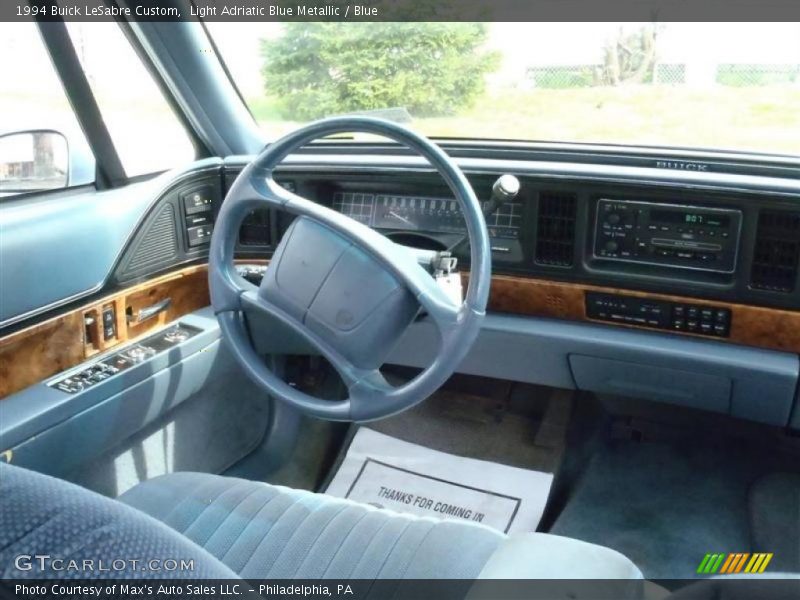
120,472 -> 646,582
478,533 -> 644,579
0,463 -> 238,579
119,472 -> 505,579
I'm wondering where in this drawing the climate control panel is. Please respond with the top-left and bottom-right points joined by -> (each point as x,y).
593,199 -> 742,273
586,292 -> 731,337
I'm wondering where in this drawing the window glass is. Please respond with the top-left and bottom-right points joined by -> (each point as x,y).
207,22 -> 800,156
65,23 -> 195,177
0,22 -> 93,197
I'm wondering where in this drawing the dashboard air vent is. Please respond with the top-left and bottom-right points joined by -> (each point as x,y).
535,191 -> 577,267
239,210 -> 271,246
750,209 -> 800,293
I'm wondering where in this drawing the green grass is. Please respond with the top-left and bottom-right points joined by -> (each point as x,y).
249,84 -> 800,156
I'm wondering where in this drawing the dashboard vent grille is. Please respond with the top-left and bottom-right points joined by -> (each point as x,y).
239,210 -> 271,246
750,210 -> 800,293
535,191 -> 577,267
125,204 -> 178,273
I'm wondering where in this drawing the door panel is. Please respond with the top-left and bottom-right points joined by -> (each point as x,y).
0,161 -> 273,487
0,159 -> 222,327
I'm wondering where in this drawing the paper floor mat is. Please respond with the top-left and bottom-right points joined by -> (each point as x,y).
325,427 -> 553,534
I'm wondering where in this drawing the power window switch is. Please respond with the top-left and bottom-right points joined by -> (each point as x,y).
102,307 -> 116,340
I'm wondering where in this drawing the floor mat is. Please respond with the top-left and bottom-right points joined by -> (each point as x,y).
550,437 -> 786,580
326,427 -> 553,533
326,428 -> 554,534
368,383 -> 569,474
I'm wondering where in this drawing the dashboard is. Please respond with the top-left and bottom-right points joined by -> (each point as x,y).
76,155 -> 799,356
2,149 -> 799,430
219,160 -> 799,356
86,156 -> 787,367
266,170 -> 799,307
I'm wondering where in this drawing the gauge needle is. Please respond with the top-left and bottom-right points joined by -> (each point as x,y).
388,210 -> 414,227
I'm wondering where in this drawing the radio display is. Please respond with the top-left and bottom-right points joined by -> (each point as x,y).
651,209 -> 731,228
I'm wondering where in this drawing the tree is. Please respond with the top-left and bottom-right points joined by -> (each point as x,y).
261,23 -> 498,121
599,25 -> 659,86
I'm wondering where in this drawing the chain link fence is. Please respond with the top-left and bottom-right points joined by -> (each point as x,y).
527,64 -> 800,88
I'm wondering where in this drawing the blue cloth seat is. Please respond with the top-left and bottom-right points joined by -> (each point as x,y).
1,463 -> 644,584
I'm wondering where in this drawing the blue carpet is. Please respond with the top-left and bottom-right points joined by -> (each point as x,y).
550,437 -> 788,580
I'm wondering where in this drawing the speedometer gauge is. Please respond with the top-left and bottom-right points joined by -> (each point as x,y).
332,190 -> 521,240
373,195 -> 463,232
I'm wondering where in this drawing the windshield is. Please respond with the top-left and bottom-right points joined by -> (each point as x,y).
207,22 -> 800,157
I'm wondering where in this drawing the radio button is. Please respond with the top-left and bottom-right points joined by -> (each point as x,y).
672,318 -> 686,331
715,309 -> 731,324
700,322 -> 714,335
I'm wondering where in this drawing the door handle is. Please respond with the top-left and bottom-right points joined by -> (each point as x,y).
128,298 -> 171,324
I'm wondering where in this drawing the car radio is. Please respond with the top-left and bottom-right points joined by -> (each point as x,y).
593,199 -> 742,273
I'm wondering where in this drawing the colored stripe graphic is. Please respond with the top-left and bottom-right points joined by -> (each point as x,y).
759,553 -> 773,572
699,553 -> 774,575
697,554 -> 712,574
734,553 -> 750,573
720,553 -> 736,574
745,554 -> 761,573
699,554 -> 726,574
719,554 -> 736,574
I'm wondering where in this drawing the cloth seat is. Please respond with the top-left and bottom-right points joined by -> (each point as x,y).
1,463 -> 643,584
119,471 -> 643,580
118,472 -> 505,579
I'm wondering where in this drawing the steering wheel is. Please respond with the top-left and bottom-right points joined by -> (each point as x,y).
209,117 -> 491,421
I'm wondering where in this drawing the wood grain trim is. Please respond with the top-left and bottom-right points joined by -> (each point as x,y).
477,274 -> 800,354
0,265 -> 211,399
2,262 -> 797,400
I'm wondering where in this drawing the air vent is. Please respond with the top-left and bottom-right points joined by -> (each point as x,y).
535,191 -> 577,267
239,210 -> 270,246
124,204 -> 178,274
750,209 -> 800,293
